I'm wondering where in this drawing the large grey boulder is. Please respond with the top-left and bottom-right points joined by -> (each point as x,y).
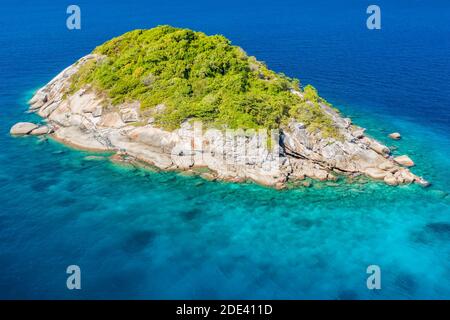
120,101 -> 140,123
384,173 -> 398,186
30,126 -> 50,136
365,167 -> 388,180
389,132 -> 401,140
394,155 -> 415,167
120,108 -> 140,123
10,122 -> 39,136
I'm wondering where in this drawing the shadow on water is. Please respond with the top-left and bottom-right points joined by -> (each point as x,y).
410,222 -> 450,244
122,230 -> 157,253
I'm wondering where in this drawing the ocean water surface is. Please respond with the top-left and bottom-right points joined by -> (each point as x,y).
0,0 -> 449,299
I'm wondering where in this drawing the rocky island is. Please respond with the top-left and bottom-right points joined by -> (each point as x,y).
11,26 -> 429,188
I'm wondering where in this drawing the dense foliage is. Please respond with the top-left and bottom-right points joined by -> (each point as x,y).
70,25 -> 339,137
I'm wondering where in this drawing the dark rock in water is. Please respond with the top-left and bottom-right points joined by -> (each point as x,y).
0,177 -> 9,185
122,230 -> 156,253
412,222 -> 450,244
430,190 -> 448,199
182,208 -> 201,221
292,218 -> 316,229
425,222 -> 450,235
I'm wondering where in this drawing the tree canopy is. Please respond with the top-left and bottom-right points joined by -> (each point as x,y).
69,25 -> 339,138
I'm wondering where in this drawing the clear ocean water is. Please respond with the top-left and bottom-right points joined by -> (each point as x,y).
0,0 -> 449,299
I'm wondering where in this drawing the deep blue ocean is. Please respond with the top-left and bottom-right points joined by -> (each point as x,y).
0,0 -> 449,299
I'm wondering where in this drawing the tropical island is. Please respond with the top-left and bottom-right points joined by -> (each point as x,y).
10,25 -> 429,188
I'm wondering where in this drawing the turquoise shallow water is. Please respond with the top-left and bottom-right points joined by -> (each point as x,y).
0,0 -> 449,299
1,92 -> 449,299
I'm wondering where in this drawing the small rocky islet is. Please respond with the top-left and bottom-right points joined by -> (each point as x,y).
11,25 -> 429,188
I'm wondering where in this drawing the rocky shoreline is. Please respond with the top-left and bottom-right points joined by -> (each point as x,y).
11,54 -> 430,188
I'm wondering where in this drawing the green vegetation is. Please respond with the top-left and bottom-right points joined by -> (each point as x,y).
69,25 -> 340,138
288,85 -> 340,138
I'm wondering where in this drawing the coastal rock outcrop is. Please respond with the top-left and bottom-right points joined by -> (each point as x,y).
10,122 -> 39,135
384,173 -> 398,186
394,155 -> 415,167
30,126 -> 50,136
389,132 -> 401,140
365,168 -> 387,180
120,102 -> 141,123
19,53 -> 429,188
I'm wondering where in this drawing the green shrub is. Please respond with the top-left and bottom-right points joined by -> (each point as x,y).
69,25 -> 340,138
